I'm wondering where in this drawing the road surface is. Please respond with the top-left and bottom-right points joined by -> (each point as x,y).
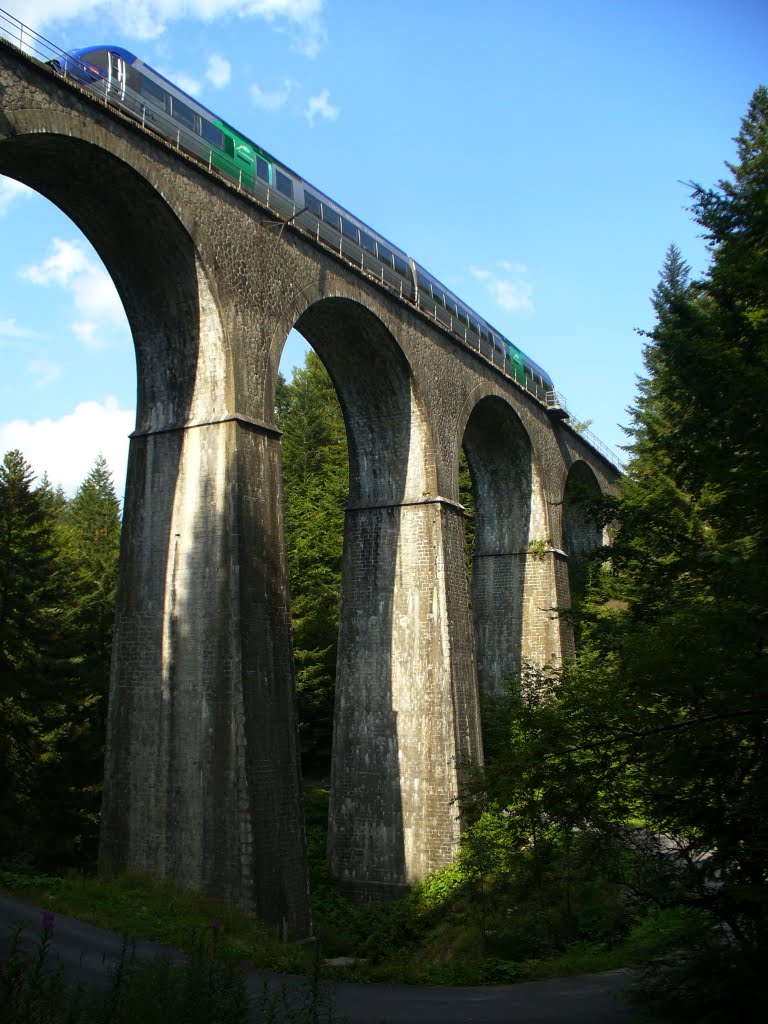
0,891 -> 642,1022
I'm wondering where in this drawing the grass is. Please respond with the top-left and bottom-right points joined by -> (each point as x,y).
1,912 -> 340,1024
1,788 -> 708,990
0,866 -> 311,975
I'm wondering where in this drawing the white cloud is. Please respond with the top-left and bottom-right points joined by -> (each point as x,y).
498,259 -> 528,275
72,322 -> 102,347
19,238 -> 127,349
469,261 -> 534,314
0,396 -> 134,497
171,70 -> 202,95
17,0 -> 325,48
303,88 -> 338,125
0,176 -> 34,217
20,236 -> 91,285
206,53 -> 231,88
154,54 -> 228,101
0,318 -> 39,338
27,357 -> 62,387
250,78 -> 297,111
469,267 -> 491,282
488,278 -> 534,313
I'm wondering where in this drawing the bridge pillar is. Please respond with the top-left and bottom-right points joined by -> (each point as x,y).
100,417 -> 310,938
520,546 -> 574,668
328,497 -> 482,900
472,546 -> 573,697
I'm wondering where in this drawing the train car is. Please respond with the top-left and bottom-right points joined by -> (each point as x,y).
48,44 -> 555,405
50,45 -> 416,301
49,46 -> 286,191
297,187 -> 414,300
411,261 -> 554,399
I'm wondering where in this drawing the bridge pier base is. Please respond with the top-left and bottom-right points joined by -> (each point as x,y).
328,498 -> 482,901
99,420 -> 311,939
473,548 -> 574,699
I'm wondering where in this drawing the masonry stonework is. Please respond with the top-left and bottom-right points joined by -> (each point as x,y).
1,42 -> 619,931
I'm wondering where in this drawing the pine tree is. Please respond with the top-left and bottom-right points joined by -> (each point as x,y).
566,87 -> 768,1012
62,453 -> 121,659
278,353 -> 348,773
0,450 -> 69,859
466,86 -> 768,1020
39,454 -> 122,867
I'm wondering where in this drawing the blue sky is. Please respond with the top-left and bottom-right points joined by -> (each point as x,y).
1,0 -> 766,495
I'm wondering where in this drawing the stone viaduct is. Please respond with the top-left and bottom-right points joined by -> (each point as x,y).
0,39 -> 618,939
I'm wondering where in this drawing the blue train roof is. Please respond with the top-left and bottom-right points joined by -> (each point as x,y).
68,45 -> 139,64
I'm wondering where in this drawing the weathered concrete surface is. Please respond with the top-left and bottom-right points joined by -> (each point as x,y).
0,41 -> 619,922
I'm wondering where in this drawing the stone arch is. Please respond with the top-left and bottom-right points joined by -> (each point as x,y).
0,122 -> 312,936
561,459 -> 605,609
459,392 -> 559,698
562,459 -> 605,558
294,297 -> 433,505
0,132 -> 220,425
286,297 -> 481,898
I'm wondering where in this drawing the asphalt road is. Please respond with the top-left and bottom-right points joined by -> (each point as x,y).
1,891 -> 642,1022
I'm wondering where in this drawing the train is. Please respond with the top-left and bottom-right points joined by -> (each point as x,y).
48,44 -> 558,406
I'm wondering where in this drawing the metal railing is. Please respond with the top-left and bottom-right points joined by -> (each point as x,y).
0,6 -> 623,471
1,6 -> 71,67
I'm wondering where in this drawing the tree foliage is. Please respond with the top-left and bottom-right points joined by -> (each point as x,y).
0,451 -> 121,868
277,351 -> 348,774
463,86 -> 768,1020
603,88 -> 768,927
0,450 -> 68,858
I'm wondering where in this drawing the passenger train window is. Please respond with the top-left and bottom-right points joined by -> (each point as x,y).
377,244 -> 394,268
84,49 -> 110,72
341,218 -> 359,242
125,64 -> 141,93
417,273 -> 430,291
223,136 -> 235,158
201,120 -> 224,149
468,318 -> 479,334
360,232 -> 376,254
322,206 -> 341,231
276,170 -> 294,198
394,255 -> 408,277
256,157 -> 270,182
304,191 -> 321,216
140,74 -> 166,108
171,97 -> 196,131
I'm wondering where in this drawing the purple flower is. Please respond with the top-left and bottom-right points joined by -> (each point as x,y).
211,919 -> 221,937
42,909 -> 55,935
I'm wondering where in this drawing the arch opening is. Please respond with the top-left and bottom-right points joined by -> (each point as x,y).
461,396 -> 538,704
0,134 -> 208,428
283,296 -> 477,899
562,459 -> 605,612
290,298 -> 423,898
